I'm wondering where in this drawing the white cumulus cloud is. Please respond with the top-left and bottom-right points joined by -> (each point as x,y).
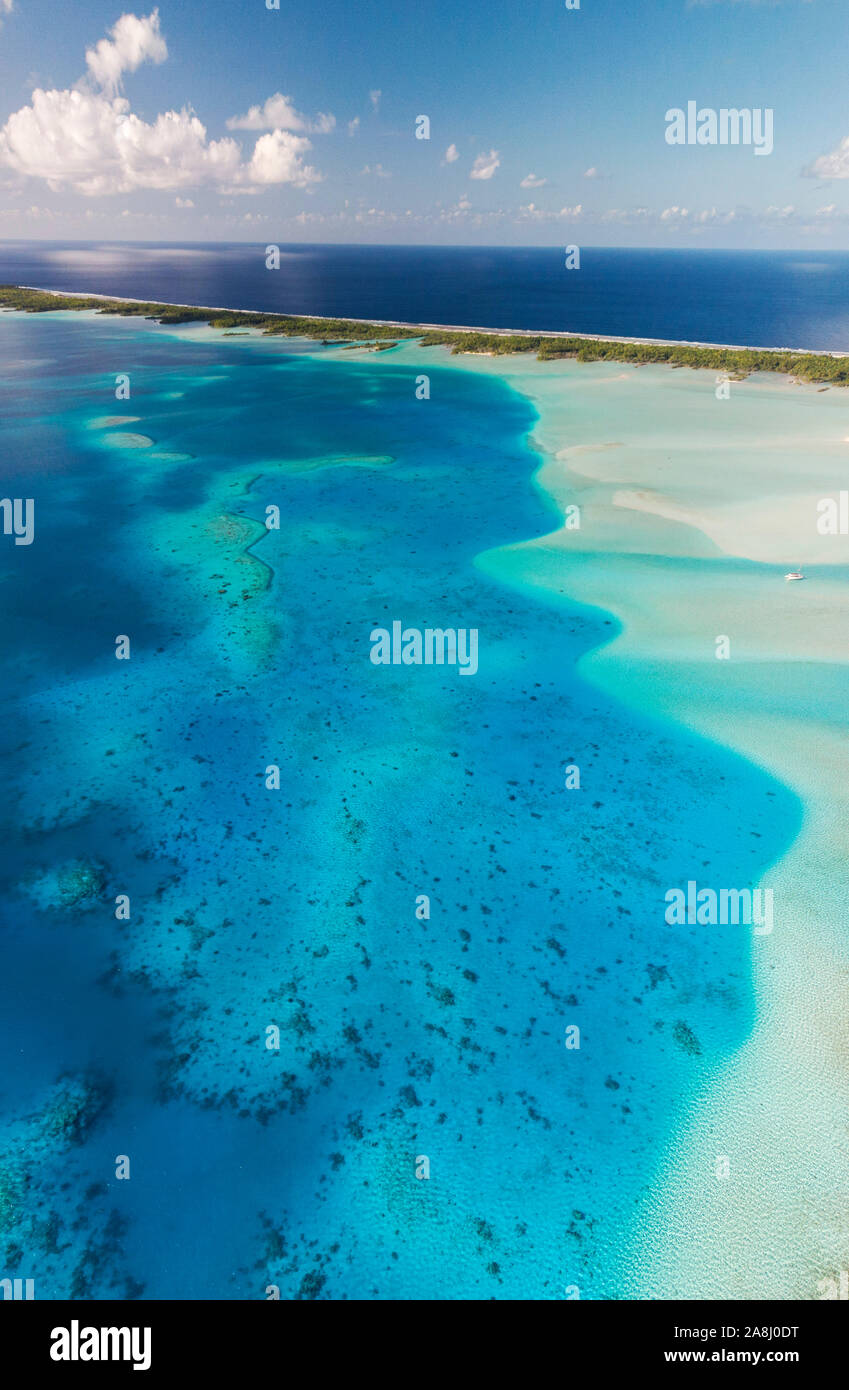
85,9 -> 167,94
245,129 -> 319,187
0,87 -> 243,194
226,93 -> 335,134
693,206 -> 737,224
804,136 -> 849,180
0,12 -> 324,194
520,172 -> 546,188
470,149 -> 500,180
443,143 -> 459,163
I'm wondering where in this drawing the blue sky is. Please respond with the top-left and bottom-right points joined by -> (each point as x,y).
0,0 -> 848,244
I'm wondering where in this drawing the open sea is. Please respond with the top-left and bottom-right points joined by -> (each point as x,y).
3,241 -> 849,349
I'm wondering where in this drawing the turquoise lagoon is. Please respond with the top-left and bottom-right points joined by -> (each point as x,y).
0,310 -> 800,1299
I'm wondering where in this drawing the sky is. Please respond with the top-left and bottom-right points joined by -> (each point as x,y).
1,0 -> 848,246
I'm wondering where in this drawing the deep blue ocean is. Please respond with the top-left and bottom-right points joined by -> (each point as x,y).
0,304 -> 800,1298
3,241 -> 849,349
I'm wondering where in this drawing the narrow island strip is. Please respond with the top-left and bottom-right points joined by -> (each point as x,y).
3,283 -> 849,385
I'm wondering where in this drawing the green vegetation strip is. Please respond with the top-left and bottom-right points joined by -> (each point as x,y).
2,284 -> 848,383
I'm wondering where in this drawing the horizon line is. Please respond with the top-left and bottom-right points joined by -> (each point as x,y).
1,238 -> 848,255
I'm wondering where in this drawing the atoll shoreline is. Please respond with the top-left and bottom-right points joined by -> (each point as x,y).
4,283 -> 849,384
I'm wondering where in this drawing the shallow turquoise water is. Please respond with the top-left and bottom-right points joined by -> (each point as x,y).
0,311 -> 800,1298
